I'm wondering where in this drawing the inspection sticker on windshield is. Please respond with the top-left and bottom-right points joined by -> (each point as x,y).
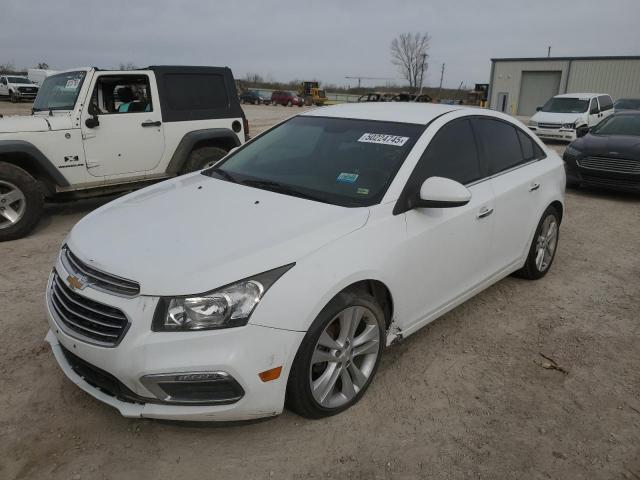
337,172 -> 359,183
358,133 -> 409,147
65,79 -> 80,89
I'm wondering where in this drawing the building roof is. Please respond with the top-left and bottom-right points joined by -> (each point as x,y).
302,102 -> 461,125
491,55 -> 640,62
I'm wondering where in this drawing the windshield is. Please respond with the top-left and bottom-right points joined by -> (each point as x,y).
32,71 -> 86,111
591,114 -> 640,136
7,77 -> 31,84
541,97 -> 589,113
614,98 -> 640,110
203,116 -> 424,207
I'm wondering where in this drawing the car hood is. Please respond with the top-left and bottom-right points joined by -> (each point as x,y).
531,111 -> 586,124
67,174 -> 370,296
573,134 -> 640,158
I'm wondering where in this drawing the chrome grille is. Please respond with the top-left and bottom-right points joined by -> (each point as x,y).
538,123 -> 561,129
61,246 -> 140,297
49,270 -> 129,346
578,156 -> 640,175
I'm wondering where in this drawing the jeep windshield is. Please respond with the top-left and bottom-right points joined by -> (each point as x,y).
204,116 -> 424,207
32,71 -> 86,112
541,97 -> 589,113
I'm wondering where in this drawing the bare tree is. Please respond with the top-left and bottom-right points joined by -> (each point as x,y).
244,72 -> 264,84
118,62 -> 138,71
390,32 -> 431,91
0,61 -> 16,73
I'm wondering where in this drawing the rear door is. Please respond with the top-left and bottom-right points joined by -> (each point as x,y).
397,118 -> 495,328
598,95 -> 614,121
473,117 -> 547,272
587,97 -> 602,127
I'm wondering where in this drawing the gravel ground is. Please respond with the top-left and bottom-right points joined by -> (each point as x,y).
1,101 -> 639,480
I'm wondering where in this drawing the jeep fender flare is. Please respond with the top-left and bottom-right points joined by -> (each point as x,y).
0,140 -> 70,187
166,129 -> 241,175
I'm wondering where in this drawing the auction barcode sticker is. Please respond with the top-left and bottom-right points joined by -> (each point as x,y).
358,133 -> 409,147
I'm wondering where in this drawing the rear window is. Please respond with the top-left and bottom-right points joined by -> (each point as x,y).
598,95 -> 613,111
516,129 -> 545,161
473,118 -> 525,174
165,73 -> 229,110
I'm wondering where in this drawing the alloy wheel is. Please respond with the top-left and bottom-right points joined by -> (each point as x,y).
0,180 -> 26,229
535,214 -> 558,271
310,306 -> 381,408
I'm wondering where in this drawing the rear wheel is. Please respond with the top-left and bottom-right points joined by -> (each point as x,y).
286,292 -> 385,418
0,162 -> 44,241
181,146 -> 228,174
516,205 -> 560,280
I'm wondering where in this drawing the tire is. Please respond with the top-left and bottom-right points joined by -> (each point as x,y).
0,162 -> 44,241
181,146 -> 228,174
286,292 -> 385,419
9,91 -> 17,103
515,205 -> 560,280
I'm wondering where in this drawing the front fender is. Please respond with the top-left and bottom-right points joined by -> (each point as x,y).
0,140 -> 70,187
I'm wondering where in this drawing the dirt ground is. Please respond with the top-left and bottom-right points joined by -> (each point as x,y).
1,100 -> 639,480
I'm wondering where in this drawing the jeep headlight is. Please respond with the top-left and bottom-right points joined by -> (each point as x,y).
528,120 -> 538,127
562,122 -> 576,129
152,264 -> 294,331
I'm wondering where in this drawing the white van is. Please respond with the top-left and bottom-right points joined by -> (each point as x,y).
528,93 -> 614,141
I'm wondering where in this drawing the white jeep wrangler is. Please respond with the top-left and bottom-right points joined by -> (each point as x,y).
0,66 -> 248,241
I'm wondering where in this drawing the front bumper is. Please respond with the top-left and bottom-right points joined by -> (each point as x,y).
45,259 -> 305,421
564,157 -> 640,192
529,126 -> 576,142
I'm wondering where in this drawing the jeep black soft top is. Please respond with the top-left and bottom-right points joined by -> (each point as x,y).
146,66 -> 244,123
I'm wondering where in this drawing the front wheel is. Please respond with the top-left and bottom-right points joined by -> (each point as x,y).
0,162 -> 44,241
9,91 -> 17,103
286,292 -> 385,418
516,205 -> 560,280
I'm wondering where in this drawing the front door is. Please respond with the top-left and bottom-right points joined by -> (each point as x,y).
395,118 -> 495,330
80,73 -> 165,179
587,98 -> 602,127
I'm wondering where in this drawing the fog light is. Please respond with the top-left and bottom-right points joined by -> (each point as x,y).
140,371 -> 244,405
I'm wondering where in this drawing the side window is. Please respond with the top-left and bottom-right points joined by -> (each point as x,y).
589,98 -> 599,113
412,119 -> 482,185
473,118 -> 525,174
516,129 -> 545,161
165,73 -> 228,111
91,75 -> 153,114
598,95 -> 613,111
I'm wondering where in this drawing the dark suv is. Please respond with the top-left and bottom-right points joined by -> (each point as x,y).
239,90 -> 271,105
271,91 -> 304,107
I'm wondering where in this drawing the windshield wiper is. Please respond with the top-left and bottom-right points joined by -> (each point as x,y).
241,179 -> 324,202
206,168 -> 238,184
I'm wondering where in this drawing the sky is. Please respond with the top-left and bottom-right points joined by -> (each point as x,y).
2,0 -> 640,89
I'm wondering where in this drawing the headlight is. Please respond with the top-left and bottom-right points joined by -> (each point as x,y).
528,120 -> 538,127
152,264 -> 294,331
562,123 -> 576,129
564,145 -> 581,159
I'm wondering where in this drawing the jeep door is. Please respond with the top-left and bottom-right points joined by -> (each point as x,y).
80,72 -> 165,179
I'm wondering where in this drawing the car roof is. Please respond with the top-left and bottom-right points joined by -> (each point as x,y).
554,93 -> 608,99
302,102 -> 462,125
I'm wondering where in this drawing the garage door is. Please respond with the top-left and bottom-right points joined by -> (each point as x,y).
517,71 -> 562,116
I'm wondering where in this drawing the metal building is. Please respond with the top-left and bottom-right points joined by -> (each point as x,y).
488,56 -> 640,117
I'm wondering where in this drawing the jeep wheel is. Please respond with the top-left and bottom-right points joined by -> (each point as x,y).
182,146 -> 228,174
0,162 -> 44,241
9,91 -> 17,103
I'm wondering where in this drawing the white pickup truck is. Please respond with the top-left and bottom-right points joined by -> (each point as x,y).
0,75 -> 40,102
0,66 -> 248,241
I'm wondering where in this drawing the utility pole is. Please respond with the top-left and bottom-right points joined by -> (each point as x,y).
547,46 -> 551,57
438,63 -> 445,97
418,53 -> 427,95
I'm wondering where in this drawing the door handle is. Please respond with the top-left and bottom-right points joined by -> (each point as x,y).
529,182 -> 541,192
477,207 -> 494,219
141,120 -> 161,127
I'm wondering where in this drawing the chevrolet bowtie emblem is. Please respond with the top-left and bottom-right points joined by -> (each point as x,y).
67,274 -> 86,291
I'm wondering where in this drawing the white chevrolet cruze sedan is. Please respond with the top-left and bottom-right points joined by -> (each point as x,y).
45,103 -> 565,421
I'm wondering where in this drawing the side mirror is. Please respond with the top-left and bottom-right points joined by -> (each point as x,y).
85,104 -> 100,128
536,106 -> 542,111
412,177 -> 471,209
576,125 -> 590,138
